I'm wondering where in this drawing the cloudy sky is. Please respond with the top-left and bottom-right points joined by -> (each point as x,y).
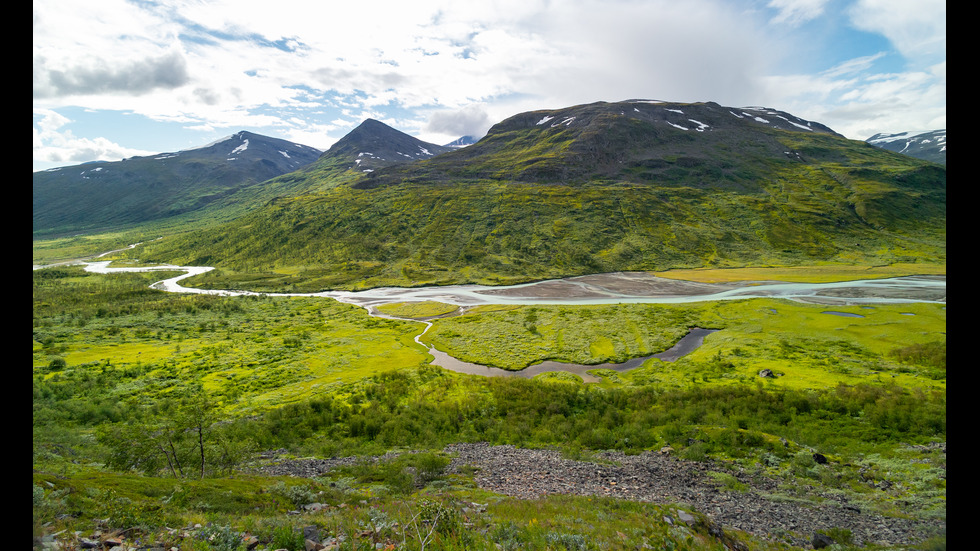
33,0 -> 945,171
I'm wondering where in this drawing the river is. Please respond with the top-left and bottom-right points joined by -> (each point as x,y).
77,261 -> 946,380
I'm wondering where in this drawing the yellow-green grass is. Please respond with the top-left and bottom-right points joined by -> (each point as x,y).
655,263 -> 946,284
425,298 -> 945,392
34,274 -> 433,416
35,266 -> 945,417
32,231 -> 145,265
228,331 -> 430,411
375,300 -> 460,319
34,264 -> 945,548
630,300 -> 944,391
33,468 -> 306,523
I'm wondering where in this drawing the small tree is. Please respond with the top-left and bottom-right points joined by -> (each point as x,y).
97,388 -> 250,478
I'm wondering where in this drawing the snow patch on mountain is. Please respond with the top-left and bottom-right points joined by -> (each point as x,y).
867,131 -> 937,145
689,119 -> 709,132
230,140 -> 249,156
776,115 -> 812,131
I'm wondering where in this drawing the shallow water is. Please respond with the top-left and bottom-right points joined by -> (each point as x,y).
78,261 -> 946,381
82,262 -> 946,307
821,311 -> 866,318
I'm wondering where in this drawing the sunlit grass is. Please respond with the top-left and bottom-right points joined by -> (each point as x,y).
425,298 -> 945,392
655,263 -> 946,284
376,301 -> 460,319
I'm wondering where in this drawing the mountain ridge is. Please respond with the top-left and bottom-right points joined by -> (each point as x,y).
867,129 -> 946,165
132,99 -> 945,292
352,100 -> 848,190
33,131 -> 322,236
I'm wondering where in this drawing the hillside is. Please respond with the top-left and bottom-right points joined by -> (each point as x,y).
133,100 -> 946,292
32,131 -> 321,236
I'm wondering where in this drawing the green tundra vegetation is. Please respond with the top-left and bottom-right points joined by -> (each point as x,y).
33,102 -> 945,548
33,265 -> 945,549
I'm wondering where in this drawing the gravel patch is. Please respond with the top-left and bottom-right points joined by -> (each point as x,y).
258,443 -> 940,548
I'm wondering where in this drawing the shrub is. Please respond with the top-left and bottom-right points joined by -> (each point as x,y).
271,482 -> 319,509
197,524 -> 244,551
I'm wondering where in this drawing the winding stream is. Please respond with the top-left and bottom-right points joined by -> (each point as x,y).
76,261 -> 946,381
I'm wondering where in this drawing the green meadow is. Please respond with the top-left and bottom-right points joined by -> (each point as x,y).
33,265 -> 945,549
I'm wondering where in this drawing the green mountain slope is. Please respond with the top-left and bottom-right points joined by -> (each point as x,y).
137,100 -> 945,292
33,131 -> 321,237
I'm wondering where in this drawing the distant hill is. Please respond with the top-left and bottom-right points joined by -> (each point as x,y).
444,135 -> 479,148
133,100 -> 945,292
32,131 -> 321,236
867,130 -> 946,165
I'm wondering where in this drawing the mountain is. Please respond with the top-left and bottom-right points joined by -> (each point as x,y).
444,135 -> 479,148
32,131 -> 322,236
264,119 -> 455,193
867,130 -> 946,165
356,100 -> 843,189
319,118 -> 454,172
134,100 -> 945,292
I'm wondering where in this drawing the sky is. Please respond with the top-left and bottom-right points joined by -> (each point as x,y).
33,0 -> 946,172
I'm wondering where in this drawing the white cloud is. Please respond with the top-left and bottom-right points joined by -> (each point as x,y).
821,52 -> 886,78
32,0 -> 945,168
34,49 -> 190,99
761,58 -> 945,138
32,0 -> 772,119
424,104 -> 493,142
849,0 -> 946,61
767,0 -> 830,25
33,109 -> 154,169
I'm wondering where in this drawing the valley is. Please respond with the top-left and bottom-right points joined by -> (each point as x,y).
33,100 -> 945,550
34,259 -> 946,549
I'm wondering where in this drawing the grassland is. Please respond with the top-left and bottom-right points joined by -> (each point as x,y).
126,173 -> 945,293
33,267 -> 431,417
376,301 -> 461,319
33,264 -> 945,549
422,300 -> 947,390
